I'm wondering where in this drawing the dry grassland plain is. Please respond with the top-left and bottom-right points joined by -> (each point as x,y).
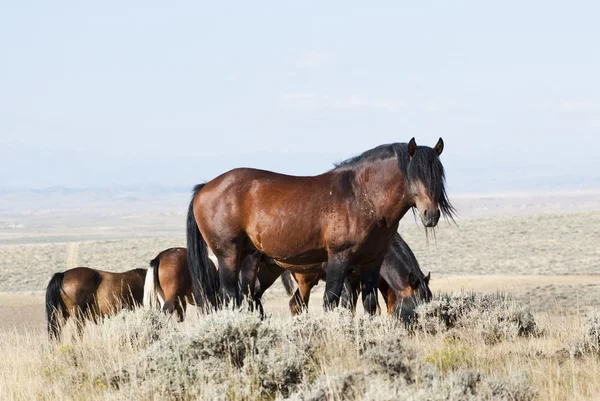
0,192 -> 598,400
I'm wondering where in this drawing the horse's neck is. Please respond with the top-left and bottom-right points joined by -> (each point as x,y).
356,158 -> 412,224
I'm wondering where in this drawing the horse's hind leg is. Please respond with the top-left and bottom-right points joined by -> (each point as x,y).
72,306 -> 89,341
178,299 -> 187,322
289,273 -> 321,315
289,288 -> 304,315
162,299 -> 176,316
162,299 -> 186,322
239,251 -> 263,312
248,259 -> 285,317
217,249 -> 243,308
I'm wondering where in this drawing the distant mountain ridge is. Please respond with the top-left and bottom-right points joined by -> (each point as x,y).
0,185 -> 192,196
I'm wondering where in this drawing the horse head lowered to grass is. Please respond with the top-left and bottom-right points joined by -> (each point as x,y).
45,267 -> 146,340
187,138 -> 453,314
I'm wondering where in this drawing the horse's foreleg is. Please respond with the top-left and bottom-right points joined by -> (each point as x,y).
323,255 -> 351,311
340,274 -> 360,312
378,278 -> 394,315
360,259 -> 383,316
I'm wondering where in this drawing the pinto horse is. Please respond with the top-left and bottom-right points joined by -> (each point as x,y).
187,138 -> 453,314
45,267 -> 147,340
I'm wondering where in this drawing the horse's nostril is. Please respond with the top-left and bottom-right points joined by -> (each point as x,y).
423,209 -> 428,217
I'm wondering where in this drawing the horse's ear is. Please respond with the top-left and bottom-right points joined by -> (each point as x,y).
425,272 -> 431,285
434,137 -> 444,156
408,137 -> 417,159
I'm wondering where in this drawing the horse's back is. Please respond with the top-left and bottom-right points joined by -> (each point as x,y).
60,267 -> 101,313
95,269 -> 146,313
195,168 -> 345,264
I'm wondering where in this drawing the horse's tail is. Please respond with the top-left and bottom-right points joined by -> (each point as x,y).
281,270 -> 296,296
187,184 -> 219,310
143,256 -> 162,309
45,272 -> 66,340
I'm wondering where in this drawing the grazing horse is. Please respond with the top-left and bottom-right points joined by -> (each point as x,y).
258,233 -> 431,320
187,138 -> 453,314
45,267 -> 146,340
340,233 -> 432,320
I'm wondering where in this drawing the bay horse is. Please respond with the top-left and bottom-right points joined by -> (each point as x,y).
45,267 -> 146,340
143,247 -> 223,321
187,138 -> 452,314
143,247 -> 195,322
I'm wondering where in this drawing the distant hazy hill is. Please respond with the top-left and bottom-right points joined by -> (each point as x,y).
0,186 -> 191,215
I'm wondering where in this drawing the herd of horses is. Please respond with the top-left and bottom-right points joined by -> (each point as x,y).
45,138 -> 454,340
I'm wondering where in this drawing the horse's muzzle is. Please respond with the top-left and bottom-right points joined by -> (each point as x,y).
421,209 -> 440,227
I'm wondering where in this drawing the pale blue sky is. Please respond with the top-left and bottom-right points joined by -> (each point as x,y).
1,1 -> 599,192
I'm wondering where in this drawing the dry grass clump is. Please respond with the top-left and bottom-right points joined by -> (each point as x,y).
36,308 -> 172,399
584,311 -> 600,348
568,311 -> 600,357
289,365 -> 536,401
415,292 -> 538,344
404,370 -> 536,401
118,310 -> 307,400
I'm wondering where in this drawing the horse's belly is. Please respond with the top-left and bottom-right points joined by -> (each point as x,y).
261,245 -> 327,267
275,260 -> 325,274
247,225 -> 326,266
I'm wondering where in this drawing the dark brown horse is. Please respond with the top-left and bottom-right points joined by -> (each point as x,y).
340,233 -> 432,321
188,138 -> 453,314
255,233 -> 431,320
143,247 -> 218,321
45,267 -> 147,340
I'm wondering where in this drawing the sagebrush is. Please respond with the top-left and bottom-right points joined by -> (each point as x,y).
2,295 -> 600,400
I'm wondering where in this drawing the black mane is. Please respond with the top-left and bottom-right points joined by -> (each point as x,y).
333,141 -> 456,222
333,143 -> 406,170
390,232 -> 423,276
